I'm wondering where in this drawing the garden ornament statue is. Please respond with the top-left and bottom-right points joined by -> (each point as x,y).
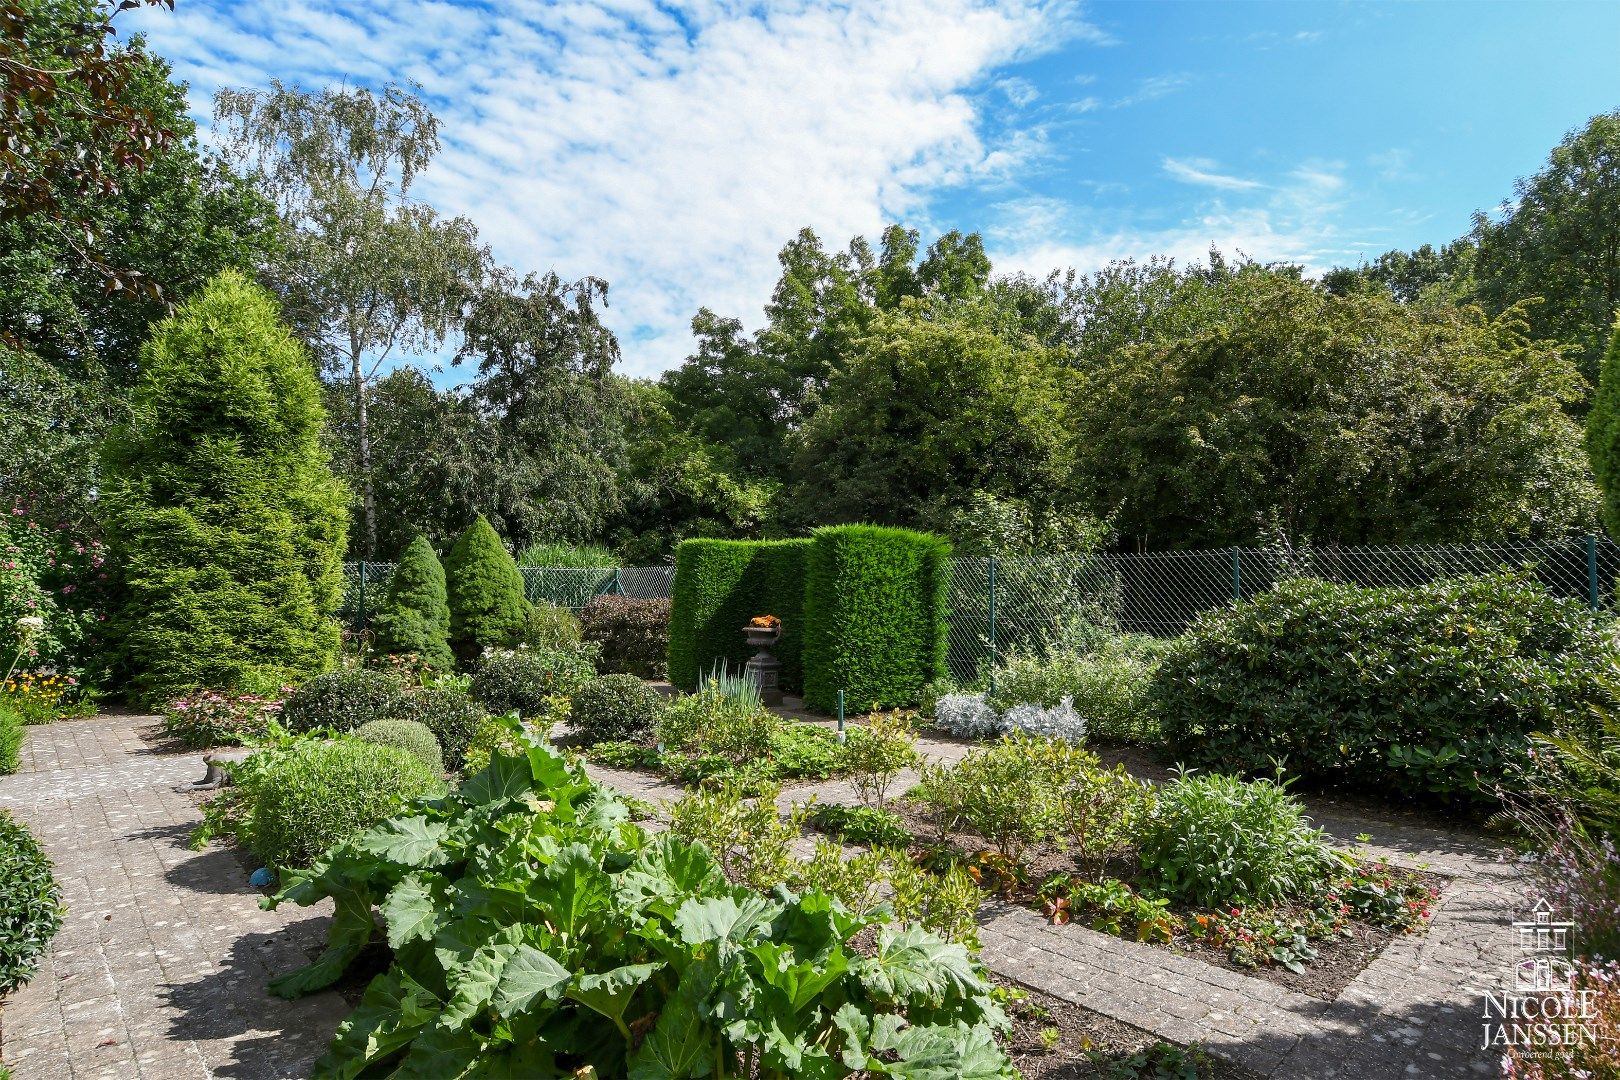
742,614 -> 784,707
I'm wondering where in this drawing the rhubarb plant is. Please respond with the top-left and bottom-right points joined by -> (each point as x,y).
265,716 -> 1013,1078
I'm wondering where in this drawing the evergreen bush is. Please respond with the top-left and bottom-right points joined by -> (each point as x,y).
801,525 -> 951,713
568,673 -> 666,744
1588,316 -> 1620,538
0,810 -> 63,994
1154,573 -> 1620,799
354,718 -> 444,773
667,538 -> 809,691
443,515 -> 527,666
249,739 -> 444,870
580,596 -> 670,678
97,271 -> 347,701
401,688 -> 487,771
469,646 -> 595,720
371,534 -> 453,673
280,669 -> 406,733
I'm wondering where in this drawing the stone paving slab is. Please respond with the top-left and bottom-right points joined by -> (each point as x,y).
0,717 -> 345,1080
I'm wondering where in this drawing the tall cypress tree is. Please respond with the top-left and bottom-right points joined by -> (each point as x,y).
100,271 -> 348,700
1588,316 -> 1620,537
373,534 -> 453,672
443,515 -> 529,666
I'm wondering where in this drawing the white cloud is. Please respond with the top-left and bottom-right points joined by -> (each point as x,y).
1162,156 -> 1264,191
133,0 -> 1090,376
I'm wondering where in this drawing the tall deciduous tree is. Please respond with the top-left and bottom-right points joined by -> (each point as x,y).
1066,261 -> 1598,548
1472,111 -> 1620,386
1587,317 -> 1620,537
213,80 -> 486,558
99,271 -> 348,700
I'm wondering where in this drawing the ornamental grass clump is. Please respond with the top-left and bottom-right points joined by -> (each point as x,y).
1138,771 -> 1337,909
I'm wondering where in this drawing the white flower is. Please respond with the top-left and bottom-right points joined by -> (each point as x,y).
15,615 -> 44,635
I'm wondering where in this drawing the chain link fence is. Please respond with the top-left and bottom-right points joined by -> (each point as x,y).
340,562 -> 675,628
343,537 -> 1620,682
944,537 -> 1620,683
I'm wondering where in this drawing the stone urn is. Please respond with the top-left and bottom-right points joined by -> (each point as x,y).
741,624 -> 784,706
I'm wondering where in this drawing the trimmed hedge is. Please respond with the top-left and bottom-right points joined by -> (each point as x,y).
1154,573 -> 1620,800
667,539 -> 810,692
0,809 -> 62,994
280,669 -> 406,733
580,596 -> 670,678
801,525 -> 951,713
354,718 -> 444,774
249,739 -> 445,869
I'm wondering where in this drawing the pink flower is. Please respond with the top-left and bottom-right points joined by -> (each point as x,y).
61,584 -> 75,595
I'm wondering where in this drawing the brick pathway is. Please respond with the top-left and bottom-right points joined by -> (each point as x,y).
0,716 -> 344,1080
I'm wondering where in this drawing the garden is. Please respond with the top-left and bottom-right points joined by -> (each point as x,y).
5,10 -> 1620,1075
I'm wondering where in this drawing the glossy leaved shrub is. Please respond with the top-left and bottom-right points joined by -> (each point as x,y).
0,810 -> 62,994
580,595 -> 670,679
1154,574 -> 1620,799
280,669 -> 406,733
568,673 -> 666,744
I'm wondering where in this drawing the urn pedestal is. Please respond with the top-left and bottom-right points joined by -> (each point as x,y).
741,625 -> 783,707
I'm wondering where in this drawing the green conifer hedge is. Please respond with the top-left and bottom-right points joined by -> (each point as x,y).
667,539 -> 810,692
443,516 -> 528,666
372,534 -> 453,672
801,525 -> 950,713
99,271 -> 347,701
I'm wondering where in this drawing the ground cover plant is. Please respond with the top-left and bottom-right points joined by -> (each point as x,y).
162,688 -> 286,748
892,735 -> 1439,985
264,727 -> 1016,1078
0,810 -> 64,995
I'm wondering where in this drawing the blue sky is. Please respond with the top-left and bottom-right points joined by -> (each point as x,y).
131,1 -> 1620,380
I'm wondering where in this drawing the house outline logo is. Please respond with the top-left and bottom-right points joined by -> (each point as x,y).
1513,897 -> 1575,992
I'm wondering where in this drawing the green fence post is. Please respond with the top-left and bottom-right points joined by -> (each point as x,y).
837,689 -> 846,745
986,556 -> 998,692
1230,548 -> 1242,603
357,559 -> 367,633
1588,535 -> 1601,610
612,568 -> 624,596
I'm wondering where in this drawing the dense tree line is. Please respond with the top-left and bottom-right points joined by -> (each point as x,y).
2,2 -> 1616,561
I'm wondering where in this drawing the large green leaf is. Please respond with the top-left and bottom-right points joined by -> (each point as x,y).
614,834 -> 727,914
311,968 -> 440,1080
857,926 -> 983,1005
269,881 -> 375,998
535,843 -> 613,942
565,962 -> 661,1034
461,752 -> 535,805
671,894 -> 776,948
750,940 -> 849,1013
354,814 -> 451,868
392,1023 -> 486,1079
491,944 -> 571,1017
382,872 -> 447,949
440,924 -> 524,1028
625,978 -> 712,1080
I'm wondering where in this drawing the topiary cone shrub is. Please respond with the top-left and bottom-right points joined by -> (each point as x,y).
443,515 -> 528,667
801,525 -> 951,714
372,534 -> 453,673
98,270 -> 348,702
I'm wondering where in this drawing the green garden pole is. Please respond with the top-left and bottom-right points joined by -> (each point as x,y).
611,567 -> 624,596
1230,548 -> 1242,603
837,690 -> 846,744
986,556 -> 998,693
1588,535 -> 1601,610
357,559 -> 367,633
